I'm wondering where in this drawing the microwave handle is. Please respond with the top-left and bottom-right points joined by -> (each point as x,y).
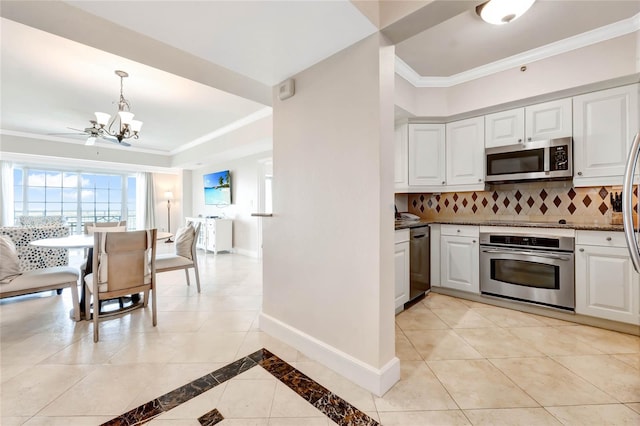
544,146 -> 550,174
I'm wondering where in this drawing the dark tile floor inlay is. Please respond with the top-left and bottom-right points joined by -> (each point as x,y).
198,408 -> 224,426
101,348 -> 379,426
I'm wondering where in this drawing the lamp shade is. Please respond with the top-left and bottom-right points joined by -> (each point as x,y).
165,191 -> 174,200
94,112 -> 111,126
130,120 -> 143,133
118,111 -> 135,126
477,0 -> 535,25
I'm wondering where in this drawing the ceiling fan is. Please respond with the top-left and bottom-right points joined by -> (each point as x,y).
49,120 -> 131,147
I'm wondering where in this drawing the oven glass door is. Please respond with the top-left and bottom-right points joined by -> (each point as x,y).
479,247 -> 575,310
486,148 -> 545,176
491,259 -> 558,289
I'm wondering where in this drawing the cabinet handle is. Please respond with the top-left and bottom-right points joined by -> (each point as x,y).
457,229 -> 461,233
527,137 -> 532,141
478,178 -> 482,182
579,248 -> 584,252
577,171 -> 583,176
606,237 -> 612,241
442,181 -> 445,185
472,240 -> 476,243
518,138 -> 523,143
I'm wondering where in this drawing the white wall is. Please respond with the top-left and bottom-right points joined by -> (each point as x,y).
263,33 -> 399,396
408,33 -> 638,117
191,153 -> 269,257
153,172 -> 182,235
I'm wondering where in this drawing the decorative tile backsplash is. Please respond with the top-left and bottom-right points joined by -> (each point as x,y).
407,182 -> 634,225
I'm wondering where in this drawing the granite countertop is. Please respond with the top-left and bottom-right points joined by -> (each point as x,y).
394,219 -> 624,232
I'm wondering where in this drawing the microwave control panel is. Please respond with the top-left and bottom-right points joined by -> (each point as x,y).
550,145 -> 569,171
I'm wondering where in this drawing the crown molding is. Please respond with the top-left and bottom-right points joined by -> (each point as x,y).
397,12 -> 640,88
170,107 -> 273,156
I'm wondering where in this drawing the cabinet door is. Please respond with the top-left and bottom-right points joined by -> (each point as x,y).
394,123 -> 409,189
446,117 -> 485,186
205,220 -> 217,252
573,84 -> 639,184
408,124 -> 446,186
576,244 -> 639,324
525,98 -> 572,141
485,108 -> 525,148
440,235 -> 479,293
394,241 -> 410,312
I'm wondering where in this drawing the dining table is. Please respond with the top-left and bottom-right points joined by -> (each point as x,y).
30,231 -> 172,320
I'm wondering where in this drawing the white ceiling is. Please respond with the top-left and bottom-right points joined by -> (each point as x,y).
396,0 -> 640,78
1,0 -> 639,163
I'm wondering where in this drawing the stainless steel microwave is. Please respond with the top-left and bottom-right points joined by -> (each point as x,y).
485,137 -> 572,183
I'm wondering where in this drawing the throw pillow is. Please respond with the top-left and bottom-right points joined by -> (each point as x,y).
0,235 -> 22,284
174,225 -> 195,260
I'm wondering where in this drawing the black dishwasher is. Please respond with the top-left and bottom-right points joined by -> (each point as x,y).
409,226 -> 430,302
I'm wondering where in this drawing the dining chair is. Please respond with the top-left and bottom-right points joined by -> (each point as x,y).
155,222 -> 201,292
84,229 -> 157,342
80,221 -> 127,302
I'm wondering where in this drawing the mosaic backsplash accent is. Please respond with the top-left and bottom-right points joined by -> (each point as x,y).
407,182 -> 635,225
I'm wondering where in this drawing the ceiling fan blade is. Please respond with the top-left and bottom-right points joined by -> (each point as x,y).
47,132 -> 87,136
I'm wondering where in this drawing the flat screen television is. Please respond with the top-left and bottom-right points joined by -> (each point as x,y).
203,170 -> 231,205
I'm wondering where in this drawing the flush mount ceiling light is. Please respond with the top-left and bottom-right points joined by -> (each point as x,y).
93,70 -> 143,143
476,0 -> 536,25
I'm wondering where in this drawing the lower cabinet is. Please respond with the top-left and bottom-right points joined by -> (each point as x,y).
186,217 -> 233,254
575,231 -> 640,325
440,225 -> 479,294
395,229 -> 410,313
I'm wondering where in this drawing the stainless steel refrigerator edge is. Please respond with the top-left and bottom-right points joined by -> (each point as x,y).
622,132 -> 640,272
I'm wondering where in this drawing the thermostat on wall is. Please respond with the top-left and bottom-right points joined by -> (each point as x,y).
278,78 -> 295,100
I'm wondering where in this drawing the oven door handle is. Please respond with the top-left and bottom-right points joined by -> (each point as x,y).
481,248 -> 572,261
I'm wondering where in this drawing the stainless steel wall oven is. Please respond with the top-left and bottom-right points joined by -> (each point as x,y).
479,231 -> 575,311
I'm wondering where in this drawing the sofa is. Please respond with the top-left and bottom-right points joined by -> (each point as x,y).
0,225 -> 70,271
0,224 -> 81,321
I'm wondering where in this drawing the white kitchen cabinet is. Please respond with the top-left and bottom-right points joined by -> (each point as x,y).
446,117 -> 485,189
394,123 -> 409,190
484,108 -> 525,148
573,84 -> 639,186
440,225 -> 479,294
575,230 -> 639,325
186,217 -> 232,254
430,223 -> 441,287
485,98 -> 572,148
395,229 -> 410,313
408,123 -> 446,189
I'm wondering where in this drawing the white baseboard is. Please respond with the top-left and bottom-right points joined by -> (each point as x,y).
259,312 -> 400,396
233,247 -> 259,258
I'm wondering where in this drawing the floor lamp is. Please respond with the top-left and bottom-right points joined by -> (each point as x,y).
165,191 -> 174,243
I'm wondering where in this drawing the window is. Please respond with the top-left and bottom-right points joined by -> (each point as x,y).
13,167 -> 136,234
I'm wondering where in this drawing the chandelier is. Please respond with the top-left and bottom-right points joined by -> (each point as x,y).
93,70 -> 143,143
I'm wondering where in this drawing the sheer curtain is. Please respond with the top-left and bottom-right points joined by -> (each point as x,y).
136,172 -> 156,230
0,161 -> 14,226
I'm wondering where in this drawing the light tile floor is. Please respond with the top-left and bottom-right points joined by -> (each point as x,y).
1,249 -> 639,425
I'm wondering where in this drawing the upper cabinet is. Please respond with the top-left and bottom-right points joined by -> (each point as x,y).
573,84 -> 639,186
485,98 -> 572,148
446,117 -> 485,188
408,123 -> 446,189
394,123 -> 409,190
484,108 -> 525,148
